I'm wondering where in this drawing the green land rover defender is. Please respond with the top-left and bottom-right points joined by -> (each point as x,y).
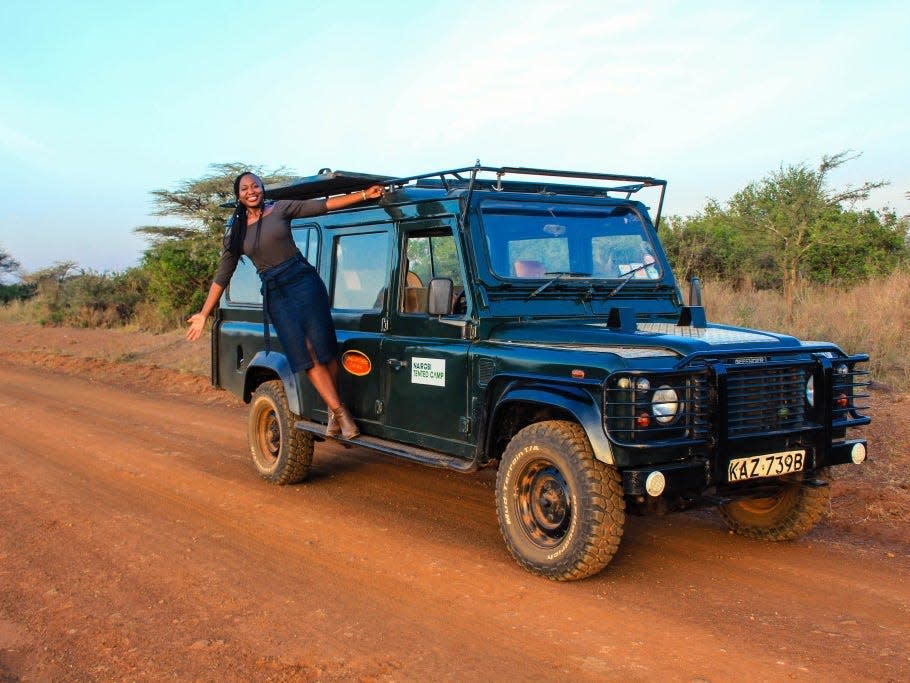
212,165 -> 870,581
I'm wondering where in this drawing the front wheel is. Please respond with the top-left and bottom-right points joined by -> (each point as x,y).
248,380 -> 313,485
718,469 -> 831,541
496,420 -> 625,581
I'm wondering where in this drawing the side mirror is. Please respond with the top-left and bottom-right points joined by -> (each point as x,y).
688,276 -> 703,307
428,277 -> 454,315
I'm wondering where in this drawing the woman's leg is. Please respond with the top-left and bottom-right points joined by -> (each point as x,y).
306,361 -> 341,411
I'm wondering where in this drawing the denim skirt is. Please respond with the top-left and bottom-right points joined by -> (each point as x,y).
259,252 -> 338,373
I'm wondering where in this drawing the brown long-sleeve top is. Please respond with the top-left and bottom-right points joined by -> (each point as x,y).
213,199 -> 328,287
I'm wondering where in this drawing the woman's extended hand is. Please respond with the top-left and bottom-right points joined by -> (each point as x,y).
185,313 -> 207,342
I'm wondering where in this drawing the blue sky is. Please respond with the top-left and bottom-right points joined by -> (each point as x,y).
1,0 -> 908,274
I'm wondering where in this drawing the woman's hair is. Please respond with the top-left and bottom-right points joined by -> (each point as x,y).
227,172 -> 263,258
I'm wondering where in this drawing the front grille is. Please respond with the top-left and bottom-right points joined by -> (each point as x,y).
726,366 -> 808,436
604,354 -> 869,449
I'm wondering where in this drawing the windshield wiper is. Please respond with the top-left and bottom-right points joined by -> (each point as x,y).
608,262 -> 656,297
527,272 -> 591,300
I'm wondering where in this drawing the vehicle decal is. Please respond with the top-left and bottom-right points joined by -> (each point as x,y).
411,357 -> 445,387
341,350 -> 372,376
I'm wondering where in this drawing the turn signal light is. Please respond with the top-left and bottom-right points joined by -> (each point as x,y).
636,412 -> 651,428
836,393 -> 849,408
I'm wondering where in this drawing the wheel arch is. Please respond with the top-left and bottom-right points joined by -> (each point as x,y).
243,351 -> 303,415
486,380 -> 614,465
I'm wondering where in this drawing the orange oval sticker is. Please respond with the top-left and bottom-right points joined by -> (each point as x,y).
342,350 -> 372,376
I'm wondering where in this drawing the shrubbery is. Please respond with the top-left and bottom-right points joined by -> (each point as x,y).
1,157 -> 907,356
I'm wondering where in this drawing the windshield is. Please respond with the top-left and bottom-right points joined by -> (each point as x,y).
480,200 -> 661,281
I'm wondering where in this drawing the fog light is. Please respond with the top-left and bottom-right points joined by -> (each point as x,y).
617,377 -> 631,390
851,443 -> 867,464
645,471 -> 666,497
635,377 -> 651,392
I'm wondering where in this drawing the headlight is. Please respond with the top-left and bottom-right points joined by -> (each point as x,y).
805,376 -> 815,407
652,385 -> 679,424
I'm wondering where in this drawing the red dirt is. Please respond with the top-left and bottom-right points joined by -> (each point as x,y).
0,322 -> 907,681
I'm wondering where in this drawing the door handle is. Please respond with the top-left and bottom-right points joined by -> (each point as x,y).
387,358 -> 408,371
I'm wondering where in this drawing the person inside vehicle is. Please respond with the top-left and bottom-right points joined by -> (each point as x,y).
513,259 -> 546,278
185,171 -> 383,439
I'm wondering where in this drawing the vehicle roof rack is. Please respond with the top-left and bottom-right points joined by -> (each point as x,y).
260,164 -> 668,227
386,164 -> 668,228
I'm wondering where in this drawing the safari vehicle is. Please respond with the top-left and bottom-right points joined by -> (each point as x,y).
212,164 -> 870,581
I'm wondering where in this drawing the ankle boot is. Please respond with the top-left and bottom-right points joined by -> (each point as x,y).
331,404 -> 360,440
326,409 -> 341,437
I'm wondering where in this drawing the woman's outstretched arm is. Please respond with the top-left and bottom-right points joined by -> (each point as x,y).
186,282 -> 225,341
325,184 -> 384,211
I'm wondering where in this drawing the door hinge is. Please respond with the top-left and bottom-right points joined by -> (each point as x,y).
381,317 -> 390,332
374,399 -> 384,416
458,416 -> 472,434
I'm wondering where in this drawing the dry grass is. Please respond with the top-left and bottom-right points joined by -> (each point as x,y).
703,271 -> 910,388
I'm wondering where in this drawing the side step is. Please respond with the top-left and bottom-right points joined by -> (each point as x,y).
295,421 -> 478,473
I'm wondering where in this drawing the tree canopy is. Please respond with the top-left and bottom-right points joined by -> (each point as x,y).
0,244 -> 19,278
135,163 -> 296,318
662,152 -> 908,318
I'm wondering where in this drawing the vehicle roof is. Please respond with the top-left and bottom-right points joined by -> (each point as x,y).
264,165 -> 668,225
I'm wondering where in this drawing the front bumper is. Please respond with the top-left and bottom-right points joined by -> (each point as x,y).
621,438 -> 868,499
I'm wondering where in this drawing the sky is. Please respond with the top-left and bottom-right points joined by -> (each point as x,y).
1,0 -> 908,275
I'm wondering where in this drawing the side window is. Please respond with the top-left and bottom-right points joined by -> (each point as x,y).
227,257 -> 262,305
293,226 -> 319,265
228,226 -> 319,305
332,232 -> 389,310
401,230 -> 464,314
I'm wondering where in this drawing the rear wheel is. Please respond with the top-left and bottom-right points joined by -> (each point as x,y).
718,469 -> 831,541
248,380 -> 313,485
496,420 -> 625,581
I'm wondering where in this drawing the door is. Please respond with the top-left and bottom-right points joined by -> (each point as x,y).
380,223 -> 474,456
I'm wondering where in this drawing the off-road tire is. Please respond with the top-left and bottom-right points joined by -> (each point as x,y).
718,469 -> 831,541
248,380 -> 313,485
496,420 -> 625,581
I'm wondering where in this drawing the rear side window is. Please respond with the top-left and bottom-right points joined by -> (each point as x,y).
226,257 -> 261,304
332,231 -> 389,310
227,227 -> 319,305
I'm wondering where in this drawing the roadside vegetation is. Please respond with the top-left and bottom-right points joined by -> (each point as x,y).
1,153 -> 908,385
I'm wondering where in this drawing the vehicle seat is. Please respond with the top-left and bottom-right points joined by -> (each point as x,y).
404,286 -> 429,313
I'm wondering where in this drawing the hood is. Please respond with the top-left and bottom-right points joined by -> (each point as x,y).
485,319 -> 803,358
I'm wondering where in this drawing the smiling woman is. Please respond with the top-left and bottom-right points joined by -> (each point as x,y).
185,171 -> 384,440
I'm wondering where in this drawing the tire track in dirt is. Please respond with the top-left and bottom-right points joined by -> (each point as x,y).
1,360 -> 908,681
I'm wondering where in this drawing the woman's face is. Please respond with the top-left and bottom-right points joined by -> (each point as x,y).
237,174 -> 264,209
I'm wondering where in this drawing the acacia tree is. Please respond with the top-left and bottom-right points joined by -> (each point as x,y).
727,152 -> 887,320
135,163 -> 295,317
0,244 -> 19,280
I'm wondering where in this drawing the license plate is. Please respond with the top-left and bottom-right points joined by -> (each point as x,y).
727,450 -> 806,482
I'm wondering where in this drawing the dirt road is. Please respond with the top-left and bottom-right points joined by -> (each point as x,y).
0,342 -> 908,681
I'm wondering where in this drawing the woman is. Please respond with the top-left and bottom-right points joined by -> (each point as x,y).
186,171 -> 383,439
